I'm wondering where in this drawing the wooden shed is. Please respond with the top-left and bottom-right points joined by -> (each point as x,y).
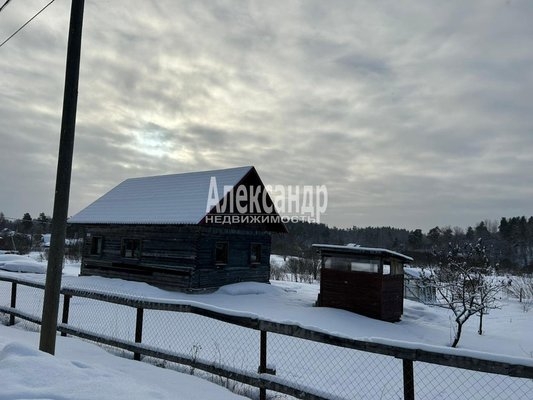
313,244 -> 413,322
69,166 -> 286,291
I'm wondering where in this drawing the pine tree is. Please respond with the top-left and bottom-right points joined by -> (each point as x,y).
21,213 -> 33,234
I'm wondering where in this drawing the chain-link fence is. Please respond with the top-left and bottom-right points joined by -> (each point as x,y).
1,274 -> 532,400
268,332 -> 405,399
414,361 -> 532,400
0,275 -> 45,332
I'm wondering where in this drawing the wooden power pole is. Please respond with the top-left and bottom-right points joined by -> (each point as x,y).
39,0 -> 85,355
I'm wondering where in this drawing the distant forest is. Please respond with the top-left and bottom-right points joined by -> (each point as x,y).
0,212 -> 79,254
272,217 -> 533,272
2,211 -> 533,272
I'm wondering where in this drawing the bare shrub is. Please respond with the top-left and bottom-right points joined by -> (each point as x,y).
506,275 -> 533,312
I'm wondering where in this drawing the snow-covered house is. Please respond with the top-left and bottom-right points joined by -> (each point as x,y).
312,244 -> 413,322
69,166 -> 286,290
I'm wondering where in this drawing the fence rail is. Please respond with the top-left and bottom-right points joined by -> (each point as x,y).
1,274 -> 532,400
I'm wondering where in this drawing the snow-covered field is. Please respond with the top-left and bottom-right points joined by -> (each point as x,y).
1,253 -> 532,399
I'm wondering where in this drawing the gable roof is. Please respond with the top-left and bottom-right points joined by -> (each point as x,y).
69,166 -> 260,225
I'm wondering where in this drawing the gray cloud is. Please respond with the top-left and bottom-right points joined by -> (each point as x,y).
1,0 -> 532,231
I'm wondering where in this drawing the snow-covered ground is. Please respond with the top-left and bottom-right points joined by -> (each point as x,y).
50,263 -> 533,359
1,253 -> 532,399
0,324 -> 245,400
0,253 -> 47,274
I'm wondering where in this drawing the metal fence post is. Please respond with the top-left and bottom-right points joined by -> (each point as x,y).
403,359 -> 415,400
134,307 -> 144,361
9,282 -> 17,326
61,294 -> 71,337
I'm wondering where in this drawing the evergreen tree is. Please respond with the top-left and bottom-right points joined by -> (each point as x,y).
441,226 -> 453,245
36,212 -> 51,234
407,229 -> 423,250
475,221 -> 490,240
499,217 -> 510,240
20,213 -> 33,234
427,226 -> 441,247
465,226 -> 475,240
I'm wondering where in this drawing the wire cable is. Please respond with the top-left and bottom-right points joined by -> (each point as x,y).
0,0 -> 56,49
0,0 -> 12,14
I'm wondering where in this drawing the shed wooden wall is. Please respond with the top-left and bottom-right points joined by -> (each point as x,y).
380,275 -> 404,320
318,266 -> 404,322
317,252 -> 403,322
319,268 -> 382,319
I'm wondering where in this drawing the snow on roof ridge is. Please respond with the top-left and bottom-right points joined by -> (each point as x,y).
124,165 -> 254,182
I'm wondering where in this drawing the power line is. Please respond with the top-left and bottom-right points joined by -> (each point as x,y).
0,0 -> 56,49
0,0 -> 12,13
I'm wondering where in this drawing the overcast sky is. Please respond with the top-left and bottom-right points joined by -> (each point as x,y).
1,0 -> 532,232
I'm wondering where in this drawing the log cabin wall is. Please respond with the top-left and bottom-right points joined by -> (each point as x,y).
80,224 -> 271,291
195,227 -> 271,288
80,225 -> 199,290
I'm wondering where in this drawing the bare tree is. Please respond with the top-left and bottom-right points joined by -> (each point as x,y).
284,254 -> 321,283
421,240 -> 503,347
477,274 -> 503,335
506,275 -> 533,312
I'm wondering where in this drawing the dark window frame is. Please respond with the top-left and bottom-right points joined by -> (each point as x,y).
215,241 -> 228,265
90,236 -> 103,256
250,243 -> 261,265
121,238 -> 142,259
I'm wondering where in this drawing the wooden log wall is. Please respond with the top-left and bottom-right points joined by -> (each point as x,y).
80,224 -> 272,290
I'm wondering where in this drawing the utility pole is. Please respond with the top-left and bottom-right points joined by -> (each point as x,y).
39,0 -> 85,355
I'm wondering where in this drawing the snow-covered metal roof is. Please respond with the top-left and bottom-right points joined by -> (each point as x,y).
312,244 -> 414,262
69,166 -> 253,225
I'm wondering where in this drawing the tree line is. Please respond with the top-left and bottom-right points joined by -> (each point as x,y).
0,211 -> 81,254
0,212 -> 52,234
0,212 -> 51,253
271,217 -> 533,272
3,210 -> 533,271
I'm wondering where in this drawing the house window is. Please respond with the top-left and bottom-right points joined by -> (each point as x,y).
215,242 -> 228,265
250,243 -> 261,264
90,236 -> 103,255
121,238 -> 141,258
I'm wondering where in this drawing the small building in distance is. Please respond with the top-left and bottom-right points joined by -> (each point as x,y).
312,244 -> 413,322
403,267 -> 436,304
69,166 -> 286,291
